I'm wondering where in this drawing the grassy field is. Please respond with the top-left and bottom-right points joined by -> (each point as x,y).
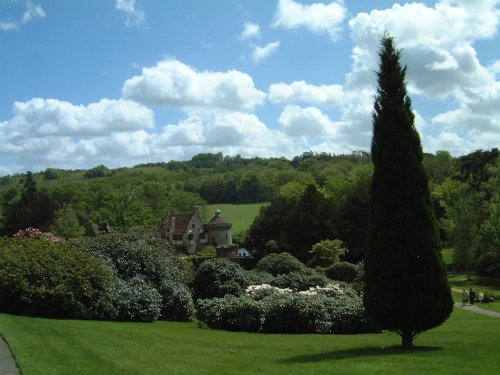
206,202 -> 267,234
1,308 -> 499,375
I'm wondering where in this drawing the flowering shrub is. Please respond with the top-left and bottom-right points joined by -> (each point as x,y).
297,284 -> 345,298
196,296 -> 262,332
13,227 -> 65,243
245,284 -> 293,300
271,270 -> 329,291
197,282 -> 376,334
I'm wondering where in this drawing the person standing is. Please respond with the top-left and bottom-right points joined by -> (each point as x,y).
469,288 -> 476,305
461,289 -> 469,306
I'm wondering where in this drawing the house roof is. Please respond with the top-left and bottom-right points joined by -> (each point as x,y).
166,212 -> 195,235
206,209 -> 231,226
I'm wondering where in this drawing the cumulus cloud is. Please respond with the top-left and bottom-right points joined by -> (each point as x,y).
272,0 -> 346,40
348,1 -> 500,98
115,0 -> 145,26
269,80 -> 345,106
0,97 -> 156,170
251,41 -> 281,62
269,79 -> 374,145
241,22 -> 261,39
156,111 -> 283,148
1,98 -> 154,138
122,59 -> 266,111
278,105 -> 339,137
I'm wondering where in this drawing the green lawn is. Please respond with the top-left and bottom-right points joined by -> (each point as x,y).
1,308 -> 499,375
206,202 -> 267,234
448,273 -> 500,313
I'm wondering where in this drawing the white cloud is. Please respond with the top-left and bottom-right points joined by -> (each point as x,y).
0,98 -> 154,139
490,60 -> 500,77
348,1 -> 500,98
251,41 -> 280,63
21,1 -> 45,25
0,21 -> 19,31
122,59 -> 266,112
241,22 -> 261,39
0,95 -> 155,172
1,1 -> 45,31
115,0 -> 145,26
272,0 -> 346,40
278,105 -> 338,137
269,80 -> 344,105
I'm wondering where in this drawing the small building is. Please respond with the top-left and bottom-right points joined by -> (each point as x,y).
159,206 -> 207,252
204,209 -> 232,247
159,207 -> 232,252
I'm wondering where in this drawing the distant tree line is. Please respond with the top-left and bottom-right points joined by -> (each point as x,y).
0,149 -> 498,278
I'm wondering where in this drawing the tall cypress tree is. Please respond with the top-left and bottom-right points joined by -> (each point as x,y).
364,34 -> 453,349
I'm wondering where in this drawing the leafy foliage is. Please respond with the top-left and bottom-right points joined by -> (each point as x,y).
0,237 -> 113,319
191,258 -> 249,300
308,239 -> 348,268
76,233 -> 194,321
254,252 -> 306,276
325,261 -> 361,283
196,296 -> 263,332
196,283 -> 374,334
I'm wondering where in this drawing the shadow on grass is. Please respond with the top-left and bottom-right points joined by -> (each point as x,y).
282,346 -> 442,363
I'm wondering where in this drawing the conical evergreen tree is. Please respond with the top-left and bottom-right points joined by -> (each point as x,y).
364,34 -> 453,349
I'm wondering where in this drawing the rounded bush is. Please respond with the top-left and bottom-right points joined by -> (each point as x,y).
255,252 -> 306,276
325,261 -> 360,282
0,237 -> 113,319
271,270 -> 329,291
196,296 -> 263,332
107,276 -> 161,322
157,279 -> 195,322
191,258 -> 249,300
261,295 -> 331,333
77,233 -> 192,286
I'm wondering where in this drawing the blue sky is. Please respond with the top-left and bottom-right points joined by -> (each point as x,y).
1,0 -> 499,175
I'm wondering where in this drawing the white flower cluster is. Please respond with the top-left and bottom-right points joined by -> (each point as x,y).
246,284 -> 292,295
298,284 -> 345,297
246,283 -> 345,299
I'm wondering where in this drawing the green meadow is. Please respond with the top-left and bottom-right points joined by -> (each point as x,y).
1,308 -> 498,375
206,202 -> 267,234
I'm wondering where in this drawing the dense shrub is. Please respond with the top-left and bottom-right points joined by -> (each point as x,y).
261,295 -> 331,333
322,296 -> 376,334
0,237 -> 113,319
76,233 -> 194,322
271,270 -> 329,291
107,277 -> 162,322
325,262 -> 361,282
157,279 -> 195,321
255,252 -> 306,276
77,233 -> 192,285
196,282 -> 375,334
245,270 -> 274,286
196,296 -> 262,332
191,258 -> 249,299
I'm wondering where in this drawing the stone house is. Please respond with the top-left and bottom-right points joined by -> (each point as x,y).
159,207 -> 232,252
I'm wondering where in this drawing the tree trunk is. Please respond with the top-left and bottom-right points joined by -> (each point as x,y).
401,330 -> 414,349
